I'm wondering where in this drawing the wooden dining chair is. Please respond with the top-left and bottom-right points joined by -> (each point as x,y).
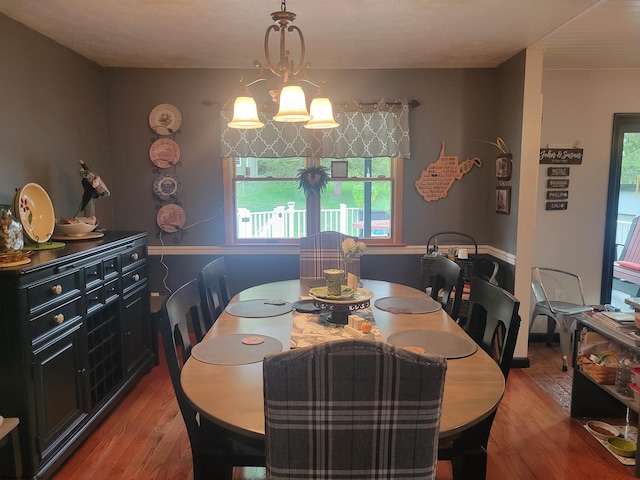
299,230 -> 360,278
430,254 -> 464,321
439,276 -> 521,480
161,279 -> 264,480
263,339 -> 447,480
197,257 -> 232,340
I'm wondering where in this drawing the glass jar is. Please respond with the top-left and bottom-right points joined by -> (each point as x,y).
616,348 -> 634,398
0,206 -> 24,252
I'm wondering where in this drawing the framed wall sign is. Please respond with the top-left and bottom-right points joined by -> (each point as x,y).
496,186 -> 511,215
496,153 -> 512,180
546,202 -> 568,211
546,190 -> 569,200
539,148 -> 583,164
547,179 -> 569,189
331,161 -> 348,179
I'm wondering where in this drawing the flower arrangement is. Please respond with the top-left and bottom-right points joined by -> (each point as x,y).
296,165 -> 330,197
341,237 -> 366,264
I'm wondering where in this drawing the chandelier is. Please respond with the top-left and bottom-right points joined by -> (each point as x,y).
228,0 -> 339,130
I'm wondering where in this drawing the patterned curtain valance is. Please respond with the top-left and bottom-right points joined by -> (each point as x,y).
220,99 -> 411,159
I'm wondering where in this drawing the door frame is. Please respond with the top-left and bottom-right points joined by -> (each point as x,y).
601,113 -> 640,303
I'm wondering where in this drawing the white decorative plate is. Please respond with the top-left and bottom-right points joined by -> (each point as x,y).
153,174 -> 182,201
13,183 -> 55,243
149,138 -> 181,169
149,103 -> 182,135
156,204 -> 186,233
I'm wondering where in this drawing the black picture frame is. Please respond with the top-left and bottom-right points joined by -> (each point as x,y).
331,161 -> 348,179
496,186 -> 511,215
496,153 -> 513,180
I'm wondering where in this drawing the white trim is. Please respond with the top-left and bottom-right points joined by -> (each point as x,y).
148,244 -> 516,264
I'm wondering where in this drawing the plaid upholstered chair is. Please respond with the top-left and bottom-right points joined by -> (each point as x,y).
299,231 -> 360,278
263,339 -> 447,480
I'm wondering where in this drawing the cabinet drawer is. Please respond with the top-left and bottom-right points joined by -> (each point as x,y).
120,244 -> 146,271
122,265 -> 146,294
28,271 -> 81,316
83,256 -> 119,289
30,298 -> 82,343
86,279 -> 119,314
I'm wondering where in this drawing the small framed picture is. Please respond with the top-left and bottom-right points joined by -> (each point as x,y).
331,161 -> 348,179
496,153 -> 512,181
496,186 -> 511,215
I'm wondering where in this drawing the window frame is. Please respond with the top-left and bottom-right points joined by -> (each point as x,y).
222,157 -> 403,246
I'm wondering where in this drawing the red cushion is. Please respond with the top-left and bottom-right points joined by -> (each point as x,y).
617,260 -> 640,271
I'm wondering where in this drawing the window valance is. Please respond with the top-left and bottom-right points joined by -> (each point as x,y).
220,99 -> 411,159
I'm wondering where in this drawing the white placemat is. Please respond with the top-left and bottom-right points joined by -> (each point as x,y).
191,334 -> 283,365
225,299 -> 293,318
386,329 -> 477,359
374,296 -> 442,314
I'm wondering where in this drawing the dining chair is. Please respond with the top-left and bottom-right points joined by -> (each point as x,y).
161,279 -> 264,480
263,339 -> 447,480
197,257 -> 232,340
439,276 -> 521,480
530,267 -> 593,371
430,254 -> 464,321
299,230 -> 360,278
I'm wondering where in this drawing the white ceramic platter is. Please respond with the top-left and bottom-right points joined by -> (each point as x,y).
149,138 -> 181,169
156,204 -> 186,233
13,183 -> 55,243
149,103 -> 182,135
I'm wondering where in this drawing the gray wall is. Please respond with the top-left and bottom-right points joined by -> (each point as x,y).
1,13 -> 524,295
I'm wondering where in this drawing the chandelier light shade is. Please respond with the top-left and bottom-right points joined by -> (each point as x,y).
230,0 -> 338,129
305,97 -> 340,129
228,94 -> 265,129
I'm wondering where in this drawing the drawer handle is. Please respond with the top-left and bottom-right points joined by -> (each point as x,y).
51,285 -> 63,295
130,253 -> 139,261
53,314 -> 65,324
132,273 -> 140,282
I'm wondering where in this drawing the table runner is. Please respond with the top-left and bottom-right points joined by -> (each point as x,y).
225,299 -> 293,318
290,310 -> 383,349
192,334 -> 283,365
374,296 -> 441,314
386,329 -> 477,359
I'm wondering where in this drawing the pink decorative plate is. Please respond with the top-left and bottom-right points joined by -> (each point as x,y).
156,204 -> 186,233
149,138 -> 181,169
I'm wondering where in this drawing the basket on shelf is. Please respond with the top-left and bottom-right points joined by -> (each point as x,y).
421,231 -> 478,282
577,355 -> 617,384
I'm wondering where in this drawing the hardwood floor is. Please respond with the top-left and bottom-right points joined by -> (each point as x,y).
51,340 -> 638,480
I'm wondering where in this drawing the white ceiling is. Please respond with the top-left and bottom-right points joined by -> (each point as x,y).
0,0 -> 639,70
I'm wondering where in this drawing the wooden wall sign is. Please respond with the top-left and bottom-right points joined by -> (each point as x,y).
547,179 -> 569,189
547,190 -> 569,200
539,148 -> 583,164
546,202 -> 568,211
547,167 -> 570,177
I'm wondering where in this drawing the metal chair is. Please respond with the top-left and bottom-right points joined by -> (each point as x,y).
530,267 -> 593,371
197,257 -> 232,340
299,231 -> 360,278
430,254 -> 465,320
263,339 -> 446,480
439,276 -> 521,480
161,280 -> 264,480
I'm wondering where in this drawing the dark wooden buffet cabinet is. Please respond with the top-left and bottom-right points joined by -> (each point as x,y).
0,232 -> 154,479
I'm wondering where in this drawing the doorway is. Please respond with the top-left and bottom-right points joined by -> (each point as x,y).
602,114 -> 640,311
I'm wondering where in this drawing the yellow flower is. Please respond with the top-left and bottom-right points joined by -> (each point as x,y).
342,238 -> 366,263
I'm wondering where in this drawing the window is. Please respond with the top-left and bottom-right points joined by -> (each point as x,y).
223,157 -> 403,245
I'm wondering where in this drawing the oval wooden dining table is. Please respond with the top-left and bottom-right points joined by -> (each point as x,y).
180,278 -> 505,445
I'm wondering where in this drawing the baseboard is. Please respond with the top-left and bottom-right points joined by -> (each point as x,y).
512,357 -> 530,369
528,332 -> 560,343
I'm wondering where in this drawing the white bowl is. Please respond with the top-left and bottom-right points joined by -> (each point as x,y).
54,220 -> 98,236
586,420 -> 619,440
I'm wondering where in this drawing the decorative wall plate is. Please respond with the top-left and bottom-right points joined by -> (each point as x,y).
13,183 -> 55,244
149,103 -> 182,135
149,138 -> 181,169
156,204 -> 186,233
153,174 -> 182,201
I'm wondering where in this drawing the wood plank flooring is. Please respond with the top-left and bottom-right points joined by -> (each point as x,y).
51,340 -> 638,480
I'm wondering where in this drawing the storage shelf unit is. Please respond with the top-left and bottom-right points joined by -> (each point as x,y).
0,231 -> 154,479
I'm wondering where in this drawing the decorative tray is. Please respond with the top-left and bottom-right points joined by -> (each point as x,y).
0,250 -> 33,268
309,287 -> 373,304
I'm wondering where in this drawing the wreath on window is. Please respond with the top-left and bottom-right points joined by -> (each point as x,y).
296,165 -> 330,197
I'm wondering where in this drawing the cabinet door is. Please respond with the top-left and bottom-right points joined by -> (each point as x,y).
122,284 -> 151,373
32,322 -> 87,459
